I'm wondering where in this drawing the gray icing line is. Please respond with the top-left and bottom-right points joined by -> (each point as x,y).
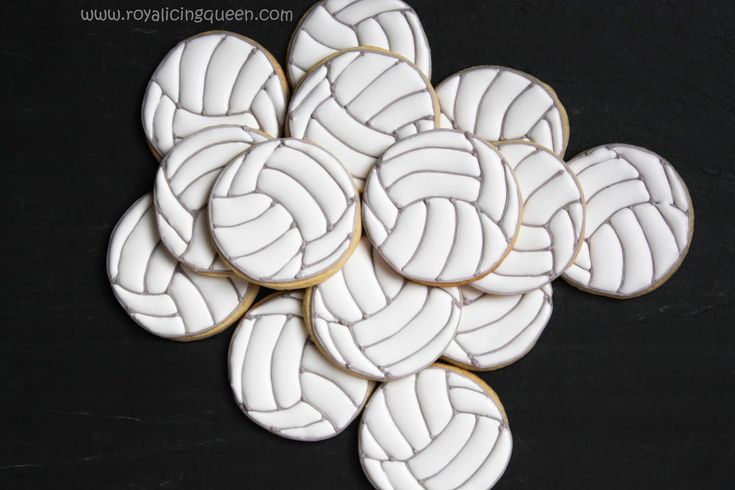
563,144 -> 693,297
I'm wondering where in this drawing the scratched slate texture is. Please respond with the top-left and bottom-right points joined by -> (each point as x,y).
1,0 -> 734,488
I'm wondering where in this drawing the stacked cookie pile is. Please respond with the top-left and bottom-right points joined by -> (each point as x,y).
108,1 -> 694,488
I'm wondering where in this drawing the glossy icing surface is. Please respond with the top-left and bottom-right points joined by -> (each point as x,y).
229,291 -> 374,441
142,31 -> 288,157
287,0 -> 431,85
154,125 -> 270,275
107,194 -> 257,340
563,144 -> 693,297
287,48 -> 439,189
309,237 -> 461,381
436,66 -> 568,157
362,129 -> 522,285
209,138 -> 360,288
359,365 -> 512,490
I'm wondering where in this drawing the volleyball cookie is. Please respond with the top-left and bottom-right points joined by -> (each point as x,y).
359,364 -> 512,490
209,138 -> 361,289
305,236 -> 462,381
287,0 -> 431,86
229,291 -> 374,441
563,144 -> 694,298
154,125 -> 270,276
142,31 -> 288,158
107,194 -> 258,341
436,66 -> 569,157
287,47 -> 440,189
362,129 -> 522,286
472,141 -> 585,295
444,284 -> 553,371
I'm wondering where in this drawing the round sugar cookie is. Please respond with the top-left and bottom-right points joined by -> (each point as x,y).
562,144 -> 694,298
305,236 -> 462,381
142,31 -> 288,159
209,138 -> 361,289
287,0 -> 431,86
362,129 -> 522,286
287,47 -> 440,189
436,66 -> 569,157
229,291 -> 374,441
154,125 -> 270,276
359,364 -> 512,490
472,141 -> 585,295
107,194 -> 258,341
444,284 -> 553,371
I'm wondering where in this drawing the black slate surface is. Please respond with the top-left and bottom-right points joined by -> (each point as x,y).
2,1 -> 734,488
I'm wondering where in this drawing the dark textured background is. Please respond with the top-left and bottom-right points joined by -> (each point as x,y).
2,0 -> 734,488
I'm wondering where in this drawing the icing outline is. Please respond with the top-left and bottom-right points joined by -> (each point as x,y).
362,128 -> 523,286
562,143 -> 694,298
107,194 -> 259,341
286,0 -> 431,86
436,65 -> 570,158
142,30 -> 289,160
208,137 -> 363,289
286,46 -> 441,190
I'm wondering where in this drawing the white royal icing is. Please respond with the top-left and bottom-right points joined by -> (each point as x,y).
209,138 -> 360,288
444,284 -> 553,370
287,0 -> 431,86
154,125 -> 270,275
362,129 -> 522,285
359,365 -> 512,490
287,48 -> 439,189
142,31 -> 288,157
436,66 -> 569,157
308,236 -> 462,381
563,144 -> 694,297
107,194 -> 257,340
472,142 -> 585,295
229,291 -> 374,441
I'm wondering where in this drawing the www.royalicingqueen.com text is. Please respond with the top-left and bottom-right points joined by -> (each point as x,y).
80,7 -> 294,23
